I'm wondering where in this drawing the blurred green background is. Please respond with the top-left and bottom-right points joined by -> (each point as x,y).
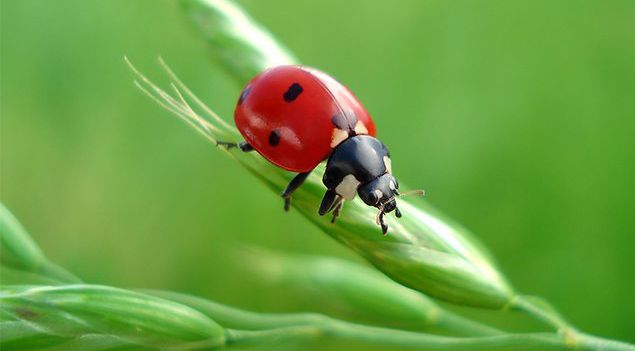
1,0 -> 634,344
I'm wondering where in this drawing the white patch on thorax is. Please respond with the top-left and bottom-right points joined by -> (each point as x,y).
383,156 -> 392,174
354,121 -> 368,135
330,128 -> 349,148
335,174 -> 360,200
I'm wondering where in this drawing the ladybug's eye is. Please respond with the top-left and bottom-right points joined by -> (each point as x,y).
370,190 -> 383,205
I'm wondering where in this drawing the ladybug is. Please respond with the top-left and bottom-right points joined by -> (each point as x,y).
218,65 -> 404,234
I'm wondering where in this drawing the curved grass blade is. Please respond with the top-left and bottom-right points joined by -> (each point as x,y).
180,0 -> 298,84
0,203 -> 80,283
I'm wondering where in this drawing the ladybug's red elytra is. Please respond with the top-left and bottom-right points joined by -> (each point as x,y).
219,65 -> 403,234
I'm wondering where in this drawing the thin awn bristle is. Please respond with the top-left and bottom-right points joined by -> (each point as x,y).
158,57 -> 234,131
133,80 -> 185,119
399,189 -> 426,197
125,56 -> 222,142
169,82 -> 217,136
133,77 -> 218,143
126,57 -> 184,111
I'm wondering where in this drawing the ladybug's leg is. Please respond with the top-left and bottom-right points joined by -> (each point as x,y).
378,211 -> 388,235
216,140 -> 254,152
330,198 -> 344,223
318,189 -> 337,216
281,171 -> 311,211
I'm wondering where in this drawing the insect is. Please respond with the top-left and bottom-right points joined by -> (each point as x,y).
219,65 -> 420,234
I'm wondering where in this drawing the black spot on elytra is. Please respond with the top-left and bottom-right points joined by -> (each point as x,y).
238,86 -> 252,104
283,83 -> 303,102
268,130 -> 281,146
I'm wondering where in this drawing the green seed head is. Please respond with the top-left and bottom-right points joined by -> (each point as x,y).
249,251 -> 440,325
1,285 -> 226,349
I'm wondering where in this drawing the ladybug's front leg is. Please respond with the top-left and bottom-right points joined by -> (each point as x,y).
318,189 -> 337,216
281,171 -> 311,211
216,140 -> 254,152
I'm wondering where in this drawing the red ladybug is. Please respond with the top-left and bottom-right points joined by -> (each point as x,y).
219,65 -> 402,234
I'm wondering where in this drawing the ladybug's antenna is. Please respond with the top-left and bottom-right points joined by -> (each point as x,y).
392,189 -> 424,222
397,189 -> 426,198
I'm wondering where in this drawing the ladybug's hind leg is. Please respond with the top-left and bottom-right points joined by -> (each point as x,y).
216,140 -> 254,152
281,171 -> 312,211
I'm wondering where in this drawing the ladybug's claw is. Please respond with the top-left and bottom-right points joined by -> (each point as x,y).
216,140 -> 254,152
377,211 -> 388,235
283,197 -> 291,212
330,199 -> 344,223
216,141 -> 237,149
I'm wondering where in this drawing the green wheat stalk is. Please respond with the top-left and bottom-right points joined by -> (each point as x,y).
0,284 -> 573,351
0,201 -> 633,351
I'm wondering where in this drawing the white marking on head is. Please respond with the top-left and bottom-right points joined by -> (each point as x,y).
335,174 -> 360,200
373,189 -> 383,201
389,180 -> 396,190
383,156 -> 392,174
354,121 -> 368,135
330,128 -> 349,148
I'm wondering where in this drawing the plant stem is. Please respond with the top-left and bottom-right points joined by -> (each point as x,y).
149,290 -> 500,337
578,334 -> 635,351
150,290 -> 635,351
512,295 -> 570,331
146,290 -> 351,330
434,309 -> 502,336
228,323 -> 635,351
512,295 -> 635,351
227,326 -> 567,350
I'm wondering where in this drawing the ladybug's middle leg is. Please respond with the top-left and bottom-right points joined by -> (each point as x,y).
281,171 -> 312,211
330,197 -> 344,223
216,140 -> 254,152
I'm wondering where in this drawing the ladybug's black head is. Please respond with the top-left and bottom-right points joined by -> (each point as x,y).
358,173 -> 401,234
358,173 -> 400,213
322,135 -> 408,234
